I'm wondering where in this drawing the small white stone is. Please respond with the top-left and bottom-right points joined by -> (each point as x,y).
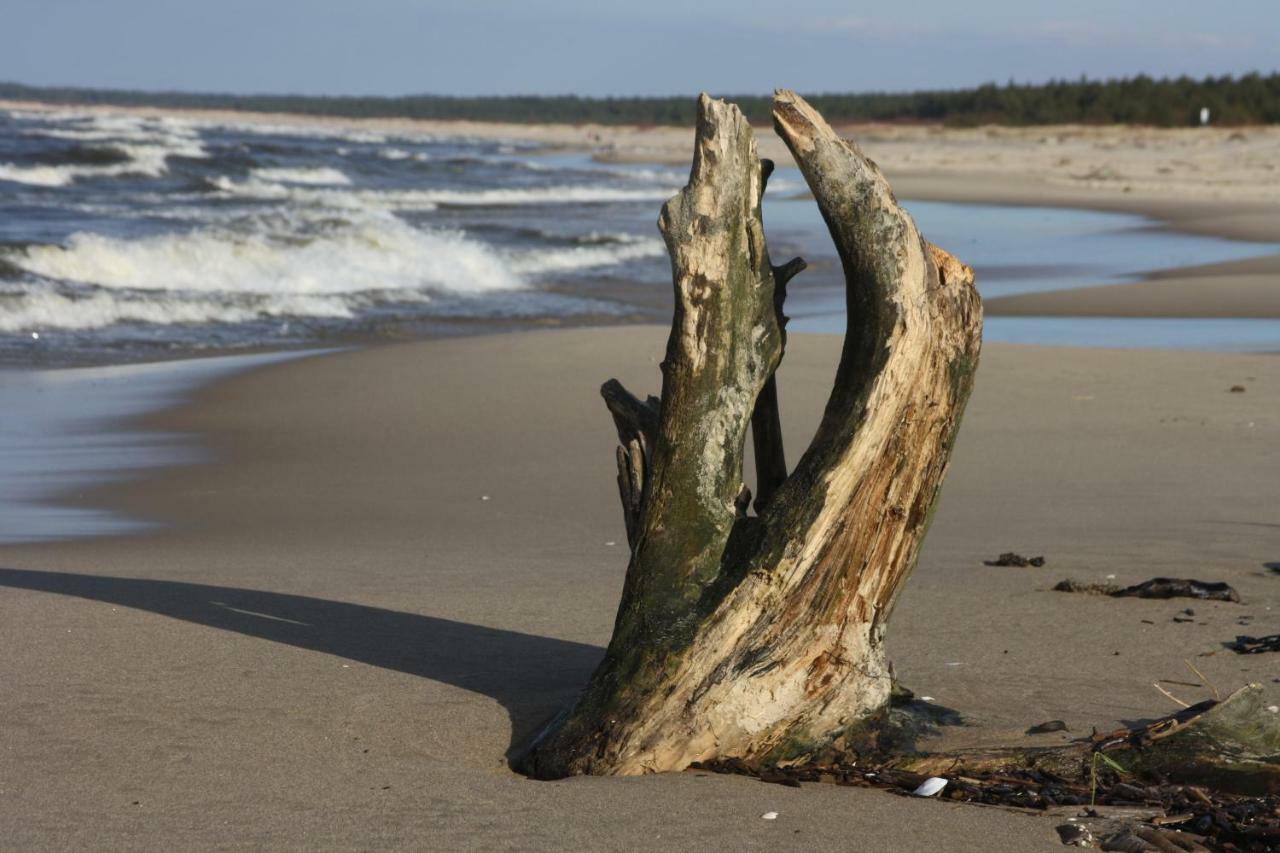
1267,705 -> 1279,713
912,777 -> 948,797
761,812 -> 778,820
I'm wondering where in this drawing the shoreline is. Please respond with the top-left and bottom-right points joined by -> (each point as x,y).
1,326 -> 1276,850
0,350 -> 327,545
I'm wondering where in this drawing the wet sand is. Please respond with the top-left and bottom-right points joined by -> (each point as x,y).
986,254 -> 1280,319
1,327 -> 1277,850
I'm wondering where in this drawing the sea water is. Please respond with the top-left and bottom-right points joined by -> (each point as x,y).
1,106 -> 1278,362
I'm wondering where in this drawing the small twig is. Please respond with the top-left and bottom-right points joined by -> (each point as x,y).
1152,682 -> 1191,709
1183,658 -> 1220,701
1184,786 -> 1214,807
1151,813 -> 1195,826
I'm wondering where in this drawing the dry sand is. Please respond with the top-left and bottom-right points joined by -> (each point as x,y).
1,327 -> 1277,851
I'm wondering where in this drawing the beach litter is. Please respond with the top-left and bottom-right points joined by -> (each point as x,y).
1055,823 -> 1094,846
912,777 -> 948,797
760,811 -> 778,820
1054,578 -> 1240,603
984,552 -> 1045,567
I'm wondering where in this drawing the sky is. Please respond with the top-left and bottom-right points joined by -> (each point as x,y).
2,0 -> 1278,97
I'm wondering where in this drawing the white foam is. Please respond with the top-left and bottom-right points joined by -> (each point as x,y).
379,147 -> 429,161
0,153 -> 178,187
386,185 -> 677,207
4,212 -> 524,331
249,166 -> 352,185
208,176 -> 672,210
611,166 -> 689,184
0,112 -> 208,187
0,288 -> 355,332
510,237 -> 666,275
181,116 -> 392,145
0,163 -> 82,187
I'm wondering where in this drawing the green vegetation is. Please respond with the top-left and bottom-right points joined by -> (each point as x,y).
2,73 -> 1278,126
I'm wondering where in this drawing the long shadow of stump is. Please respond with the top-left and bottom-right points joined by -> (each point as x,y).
0,567 -> 602,758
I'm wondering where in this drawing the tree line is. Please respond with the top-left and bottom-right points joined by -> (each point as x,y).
2,73 -> 1277,126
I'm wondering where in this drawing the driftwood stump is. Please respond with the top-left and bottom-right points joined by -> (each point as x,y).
516,92 -> 1279,798
519,90 -> 981,778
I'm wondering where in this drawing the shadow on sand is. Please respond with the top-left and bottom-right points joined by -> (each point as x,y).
0,567 -> 602,757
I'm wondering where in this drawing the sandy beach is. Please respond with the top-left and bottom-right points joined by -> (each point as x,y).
1,327 -> 1277,850
1,96 -> 1279,849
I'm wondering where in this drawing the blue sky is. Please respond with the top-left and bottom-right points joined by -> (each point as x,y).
3,0 -> 1277,96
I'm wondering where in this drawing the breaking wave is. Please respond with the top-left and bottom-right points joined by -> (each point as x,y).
511,235 -> 666,274
1,211 -> 524,331
248,166 -> 352,185
204,176 -> 676,211
417,185 -> 677,206
1,112 -> 208,186
0,106 -> 688,349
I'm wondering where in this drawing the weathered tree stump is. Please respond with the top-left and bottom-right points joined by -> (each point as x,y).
518,90 -> 982,778
515,92 -> 1278,798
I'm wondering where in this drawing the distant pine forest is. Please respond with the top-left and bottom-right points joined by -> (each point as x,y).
3,74 -> 1278,126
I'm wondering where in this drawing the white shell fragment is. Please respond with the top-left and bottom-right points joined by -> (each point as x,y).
761,811 -> 778,820
912,777 -> 948,797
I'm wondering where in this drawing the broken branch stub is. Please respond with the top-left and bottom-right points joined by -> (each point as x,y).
518,90 -> 982,779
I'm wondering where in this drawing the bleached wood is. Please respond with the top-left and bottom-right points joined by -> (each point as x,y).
519,91 -> 982,778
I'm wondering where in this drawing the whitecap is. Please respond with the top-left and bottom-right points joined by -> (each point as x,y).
0,113 -> 208,187
387,185 -> 677,207
249,166 -> 352,186
510,238 -> 665,275
206,177 -> 672,211
3,212 -> 524,332
0,288 -> 356,332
